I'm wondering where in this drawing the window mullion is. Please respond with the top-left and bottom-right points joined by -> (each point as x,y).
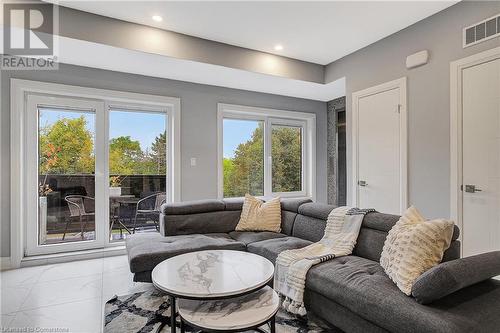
264,117 -> 272,197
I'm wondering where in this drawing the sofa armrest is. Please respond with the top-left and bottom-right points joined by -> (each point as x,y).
411,251 -> 500,304
159,199 -> 241,236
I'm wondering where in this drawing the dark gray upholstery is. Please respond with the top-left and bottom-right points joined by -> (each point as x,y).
161,211 -> 241,235
306,256 -> 500,333
304,290 -> 388,333
246,237 -> 312,264
247,237 -> 312,264
223,198 -> 244,211
127,199 -> 500,333
352,227 -> 388,262
412,251 -> 500,304
297,202 -> 335,220
126,232 -> 245,274
442,240 -> 461,263
353,212 -> 461,263
228,231 -> 286,245
292,215 -> 327,242
161,199 -> 225,215
281,197 -> 313,212
280,210 -> 297,236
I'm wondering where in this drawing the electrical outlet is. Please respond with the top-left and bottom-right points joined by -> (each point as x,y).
190,157 -> 197,167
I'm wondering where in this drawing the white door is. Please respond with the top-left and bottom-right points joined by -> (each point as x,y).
462,58 -> 500,257
353,78 -> 407,214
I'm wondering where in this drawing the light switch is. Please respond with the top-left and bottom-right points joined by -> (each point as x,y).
190,157 -> 197,167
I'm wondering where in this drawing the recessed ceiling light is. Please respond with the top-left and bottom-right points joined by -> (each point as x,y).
152,15 -> 163,22
274,44 -> 283,51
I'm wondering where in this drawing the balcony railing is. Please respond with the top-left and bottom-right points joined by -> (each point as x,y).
38,174 -> 166,244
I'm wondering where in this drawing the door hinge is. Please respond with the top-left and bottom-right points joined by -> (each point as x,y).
397,104 -> 401,114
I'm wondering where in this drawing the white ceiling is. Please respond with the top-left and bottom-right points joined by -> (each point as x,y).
55,1 -> 457,65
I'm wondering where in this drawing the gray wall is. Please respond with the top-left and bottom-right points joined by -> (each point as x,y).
58,6 -> 324,83
325,1 -> 500,218
0,64 -> 327,257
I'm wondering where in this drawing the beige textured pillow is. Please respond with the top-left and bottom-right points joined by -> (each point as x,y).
380,206 -> 454,295
235,194 -> 281,232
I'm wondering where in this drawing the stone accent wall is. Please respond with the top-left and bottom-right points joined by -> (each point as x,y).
327,96 -> 346,205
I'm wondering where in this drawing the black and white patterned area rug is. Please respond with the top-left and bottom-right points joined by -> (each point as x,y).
104,289 -> 341,333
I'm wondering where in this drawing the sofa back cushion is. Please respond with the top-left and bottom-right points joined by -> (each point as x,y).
293,204 -> 461,262
293,203 -> 333,241
160,197 -> 312,236
161,211 -> 242,235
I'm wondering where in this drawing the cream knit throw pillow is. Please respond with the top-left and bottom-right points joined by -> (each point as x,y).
235,194 -> 281,232
380,206 -> 454,295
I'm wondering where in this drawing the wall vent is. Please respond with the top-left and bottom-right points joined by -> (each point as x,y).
463,13 -> 500,48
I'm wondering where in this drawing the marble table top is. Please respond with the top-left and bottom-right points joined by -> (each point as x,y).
178,286 -> 279,331
151,250 -> 274,298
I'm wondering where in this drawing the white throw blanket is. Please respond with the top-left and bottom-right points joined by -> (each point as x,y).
274,206 -> 375,315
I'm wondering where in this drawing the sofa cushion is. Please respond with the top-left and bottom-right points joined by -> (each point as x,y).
228,231 -> 287,245
292,214 -> 327,242
161,199 -> 225,215
353,212 -> 461,263
305,256 -> 500,333
223,198 -> 244,211
247,237 -> 312,264
235,195 -> 282,232
163,210 -> 242,236
380,206 -> 455,295
281,197 -> 313,213
126,232 -> 245,273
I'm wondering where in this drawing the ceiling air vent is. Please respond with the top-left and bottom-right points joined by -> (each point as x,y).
463,13 -> 500,48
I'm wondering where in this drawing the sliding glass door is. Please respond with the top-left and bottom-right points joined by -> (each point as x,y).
108,108 -> 168,242
25,96 -> 170,255
26,95 -> 106,255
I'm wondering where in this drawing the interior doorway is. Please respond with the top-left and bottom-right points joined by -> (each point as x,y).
451,47 -> 500,257
351,78 -> 408,214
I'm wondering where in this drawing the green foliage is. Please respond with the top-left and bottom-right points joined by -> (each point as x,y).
39,117 -> 167,176
109,136 -> 143,174
149,132 -> 167,174
223,124 -> 302,197
271,126 -> 302,192
39,116 -> 95,174
223,124 -> 264,197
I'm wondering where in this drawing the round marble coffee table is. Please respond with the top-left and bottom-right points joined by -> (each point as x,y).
152,250 -> 275,333
178,286 -> 279,333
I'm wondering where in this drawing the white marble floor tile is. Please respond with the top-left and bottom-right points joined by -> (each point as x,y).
103,255 -> 129,273
102,270 -> 153,301
1,313 -> 16,328
10,298 -> 103,333
20,274 -> 103,311
37,258 -> 104,283
0,255 -> 138,331
1,284 -> 34,314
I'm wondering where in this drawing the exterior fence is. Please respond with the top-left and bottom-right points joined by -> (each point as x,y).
38,174 -> 166,234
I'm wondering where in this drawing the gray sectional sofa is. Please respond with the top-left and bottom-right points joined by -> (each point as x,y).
126,198 -> 500,333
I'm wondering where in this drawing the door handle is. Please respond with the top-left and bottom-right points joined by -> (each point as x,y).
464,185 -> 482,193
358,180 -> 368,187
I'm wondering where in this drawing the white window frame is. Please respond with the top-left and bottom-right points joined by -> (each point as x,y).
217,103 -> 316,200
25,95 -> 106,256
10,79 -> 181,265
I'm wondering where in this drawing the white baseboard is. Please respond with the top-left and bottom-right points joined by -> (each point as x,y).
0,256 -> 12,271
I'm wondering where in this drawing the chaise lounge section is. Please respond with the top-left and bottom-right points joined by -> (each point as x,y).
126,198 -> 500,333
